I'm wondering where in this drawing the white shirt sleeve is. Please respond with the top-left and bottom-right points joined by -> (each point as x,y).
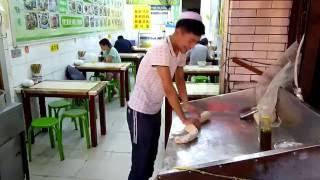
149,45 -> 170,67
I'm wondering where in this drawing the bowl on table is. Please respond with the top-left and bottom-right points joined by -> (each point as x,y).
197,61 -> 207,67
22,79 -> 34,87
74,60 -> 84,66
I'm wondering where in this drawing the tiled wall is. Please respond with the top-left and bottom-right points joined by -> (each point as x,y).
225,0 -> 292,92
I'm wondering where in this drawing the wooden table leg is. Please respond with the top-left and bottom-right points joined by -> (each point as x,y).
210,75 -> 215,83
184,74 -> 188,81
120,71 -> 125,107
22,94 -> 34,143
99,92 -> 106,135
39,96 -> 46,117
81,71 -> 87,79
89,95 -> 98,147
135,60 -> 140,74
165,97 -> 172,149
39,96 -> 48,132
125,69 -> 129,101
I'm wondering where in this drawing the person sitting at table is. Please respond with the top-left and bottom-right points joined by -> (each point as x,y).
99,38 -> 121,95
187,37 -> 209,65
114,35 -> 133,53
99,38 -> 121,63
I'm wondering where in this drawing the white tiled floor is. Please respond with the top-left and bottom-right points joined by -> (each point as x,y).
29,99 -> 166,180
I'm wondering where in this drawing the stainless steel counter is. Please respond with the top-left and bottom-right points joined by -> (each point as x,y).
0,103 -> 29,180
159,88 -> 320,179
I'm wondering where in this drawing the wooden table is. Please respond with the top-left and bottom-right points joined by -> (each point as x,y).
21,80 -> 107,147
165,83 -> 220,148
76,62 -> 131,107
132,46 -> 148,53
119,53 -> 145,73
183,65 -> 220,82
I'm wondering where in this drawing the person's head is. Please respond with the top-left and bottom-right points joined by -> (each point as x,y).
117,35 -> 124,40
199,38 -> 209,46
173,11 -> 205,53
99,38 -> 112,51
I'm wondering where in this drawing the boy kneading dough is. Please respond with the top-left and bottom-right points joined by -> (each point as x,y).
127,11 -> 205,180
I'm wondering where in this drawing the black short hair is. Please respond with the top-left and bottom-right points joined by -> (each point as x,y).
199,38 -> 208,46
117,35 -> 124,40
99,38 -> 112,48
176,19 -> 205,36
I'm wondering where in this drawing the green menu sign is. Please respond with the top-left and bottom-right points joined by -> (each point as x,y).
127,0 -> 179,5
10,0 -> 125,44
59,0 -> 68,13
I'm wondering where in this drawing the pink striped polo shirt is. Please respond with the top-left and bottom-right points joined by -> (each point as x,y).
128,37 -> 186,114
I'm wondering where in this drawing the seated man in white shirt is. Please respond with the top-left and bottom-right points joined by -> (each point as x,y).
127,11 -> 205,180
187,37 -> 209,65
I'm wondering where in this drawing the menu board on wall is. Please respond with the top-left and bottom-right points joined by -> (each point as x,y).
10,0 -> 125,44
127,0 -> 179,5
133,5 -> 150,30
139,32 -> 164,48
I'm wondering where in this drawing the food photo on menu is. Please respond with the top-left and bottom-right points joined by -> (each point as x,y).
100,18 -> 104,27
84,16 -> 90,27
25,12 -> 38,30
48,0 -> 57,12
99,6 -> 104,16
93,5 -> 99,16
69,0 -> 76,14
49,14 -> 59,29
90,16 -> 95,27
83,4 -> 90,15
76,1 -> 83,14
38,0 -> 48,11
24,0 -> 37,10
38,13 -> 49,29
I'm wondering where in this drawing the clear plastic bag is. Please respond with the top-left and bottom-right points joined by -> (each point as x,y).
255,42 -> 299,124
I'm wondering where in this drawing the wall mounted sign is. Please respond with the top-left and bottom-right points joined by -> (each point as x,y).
10,48 -> 22,58
139,32 -> 164,47
133,5 -> 151,30
10,0 -> 125,44
127,0 -> 179,5
50,43 -> 59,52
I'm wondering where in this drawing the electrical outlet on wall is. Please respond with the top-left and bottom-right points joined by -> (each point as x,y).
10,49 -> 22,58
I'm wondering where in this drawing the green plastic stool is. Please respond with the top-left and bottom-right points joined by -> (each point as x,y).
48,100 -> 78,130
89,73 -> 118,102
48,100 -> 71,117
130,63 -> 137,80
28,117 -> 64,161
192,76 -> 209,83
107,79 -> 120,102
60,109 -> 90,149
89,74 -> 106,81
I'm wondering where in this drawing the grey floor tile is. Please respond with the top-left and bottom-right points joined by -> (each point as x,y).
45,177 -> 76,180
33,158 -> 85,177
111,117 -> 129,133
74,159 -> 111,179
29,175 -> 47,180
99,132 -> 131,153
75,139 -> 131,179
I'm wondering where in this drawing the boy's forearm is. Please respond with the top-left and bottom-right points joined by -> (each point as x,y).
175,68 -> 188,103
165,87 -> 186,123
